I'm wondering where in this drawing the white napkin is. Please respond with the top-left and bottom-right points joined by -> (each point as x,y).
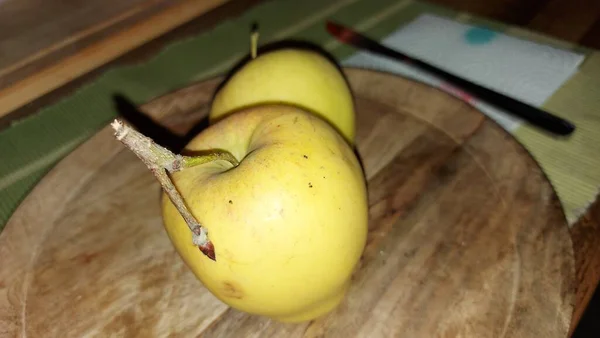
342,14 -> 586,131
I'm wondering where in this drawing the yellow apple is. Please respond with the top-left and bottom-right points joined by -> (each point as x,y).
160,104 -> 368,322
209,48 -> 356,145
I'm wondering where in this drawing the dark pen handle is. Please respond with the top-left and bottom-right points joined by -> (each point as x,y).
329,22 -> 576,136
407,52 -> 575,136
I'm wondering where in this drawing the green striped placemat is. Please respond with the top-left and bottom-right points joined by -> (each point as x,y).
1,0 -> 599,229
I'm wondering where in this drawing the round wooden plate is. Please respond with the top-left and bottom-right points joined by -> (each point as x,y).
0,68 -> 575,337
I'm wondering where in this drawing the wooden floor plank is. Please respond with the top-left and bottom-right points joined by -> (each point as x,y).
0,0 -> 230,120
0,0 -> 164,70
0,0 -> 264,131
0,0 -> 183,90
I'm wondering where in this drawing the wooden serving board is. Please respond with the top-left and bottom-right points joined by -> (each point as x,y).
0,68 -> 575,337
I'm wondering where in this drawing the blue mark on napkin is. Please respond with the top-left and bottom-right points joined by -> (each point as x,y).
464,26 -> 497,45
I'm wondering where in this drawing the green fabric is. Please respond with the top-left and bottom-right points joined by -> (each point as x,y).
1,0 -> 599,230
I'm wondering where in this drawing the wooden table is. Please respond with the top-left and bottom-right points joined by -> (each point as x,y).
1,0 -> 599,336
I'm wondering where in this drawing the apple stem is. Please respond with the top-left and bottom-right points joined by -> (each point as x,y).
250,24 -> 259,59
182,151 -> 238,168
110,119 -> 237,261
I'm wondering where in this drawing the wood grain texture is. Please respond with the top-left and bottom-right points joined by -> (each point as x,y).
0,0 -> 162,69
0,0 -> 184,91
0,0 -> 265,132
0,68 -> 575,337
522,1 -> 600,330
0,0 -> 229,120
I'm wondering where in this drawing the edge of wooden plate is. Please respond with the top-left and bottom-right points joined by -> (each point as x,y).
0,67 -> 576,335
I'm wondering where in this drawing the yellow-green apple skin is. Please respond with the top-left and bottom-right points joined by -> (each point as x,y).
209,49 -> 356,145
161,104 -> 368,322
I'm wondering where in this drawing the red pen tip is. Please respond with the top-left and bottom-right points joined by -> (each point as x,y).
326,21 -> 354,43
326,21 -> 340,34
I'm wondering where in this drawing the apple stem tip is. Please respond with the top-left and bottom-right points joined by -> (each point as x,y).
111,120 -> 128,140
193,226 -> 216,261
199,241 -> 216,261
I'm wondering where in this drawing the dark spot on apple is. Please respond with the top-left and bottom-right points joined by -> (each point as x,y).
229,200 -> 233,204
294,117 -> 299,124
308,182 -> 313,188
303,155 -> 308,159
222,281 -> 244,299
323,176 -> 325,179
